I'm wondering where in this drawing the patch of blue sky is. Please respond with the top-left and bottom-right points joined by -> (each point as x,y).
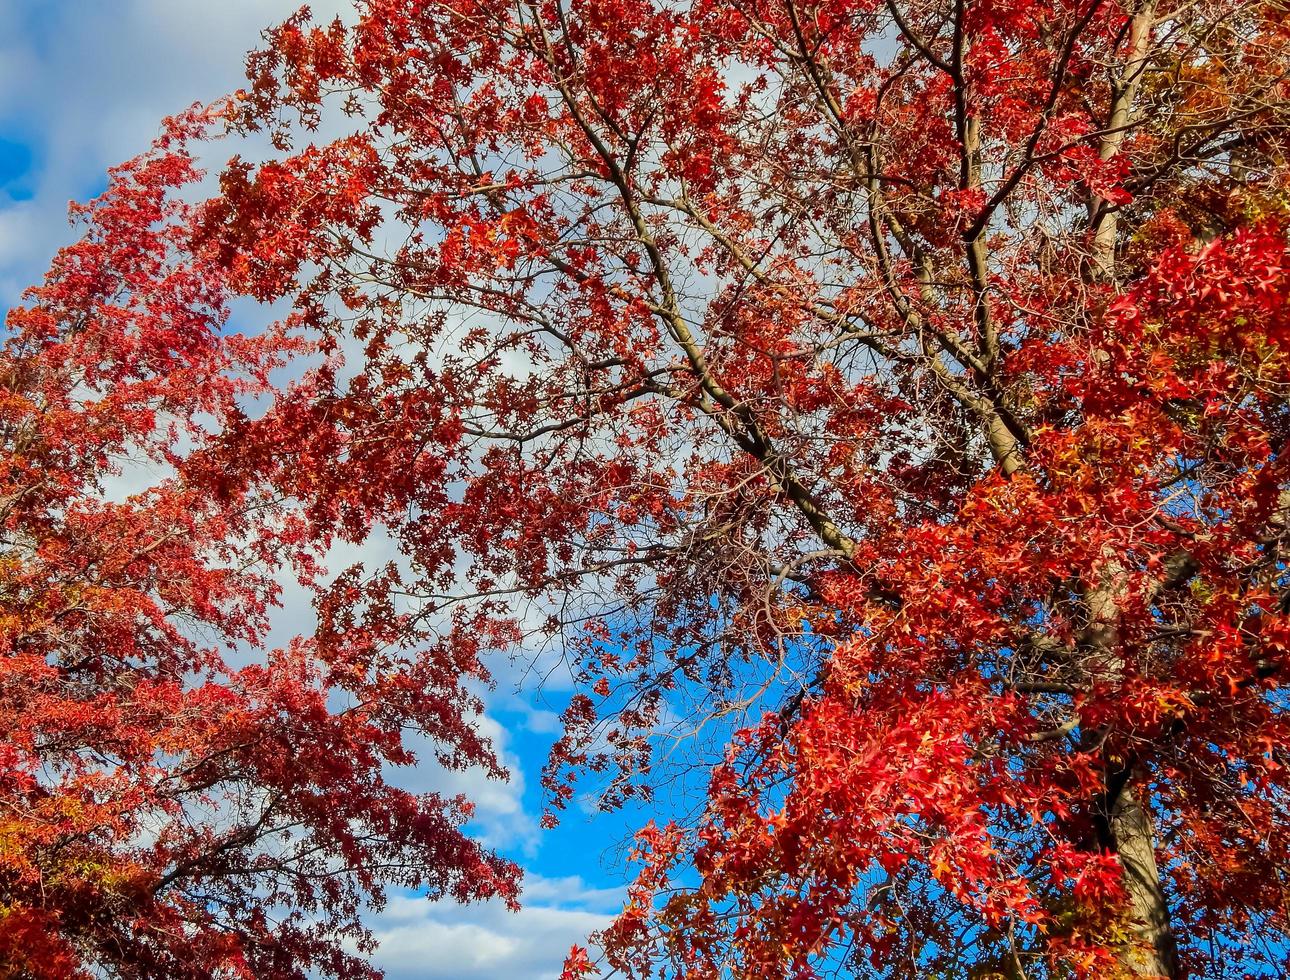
0,136 -> 35,201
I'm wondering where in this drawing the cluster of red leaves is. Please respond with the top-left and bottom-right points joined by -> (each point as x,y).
0,109 -> 516,979
594,223 -> 1290,978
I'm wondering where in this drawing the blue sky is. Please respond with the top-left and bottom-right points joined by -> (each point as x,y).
0,2 -> 646,975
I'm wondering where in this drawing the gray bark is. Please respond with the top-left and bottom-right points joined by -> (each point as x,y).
1109,778 -> 1180,978
1084,560 -> 1179,978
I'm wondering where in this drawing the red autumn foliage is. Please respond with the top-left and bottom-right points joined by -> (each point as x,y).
0,109 -> 516,979
7,0 -> 1290,978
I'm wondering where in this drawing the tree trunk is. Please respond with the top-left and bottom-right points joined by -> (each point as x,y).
1109,779 -> 1179,979
1084,561 -> 1179,978
1088,0 -> 1156,277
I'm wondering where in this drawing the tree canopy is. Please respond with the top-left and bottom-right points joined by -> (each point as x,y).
4,1 -> 1290,978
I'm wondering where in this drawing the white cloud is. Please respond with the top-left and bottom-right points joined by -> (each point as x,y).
393,709 -> 540,855
367,878 -> 624,980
